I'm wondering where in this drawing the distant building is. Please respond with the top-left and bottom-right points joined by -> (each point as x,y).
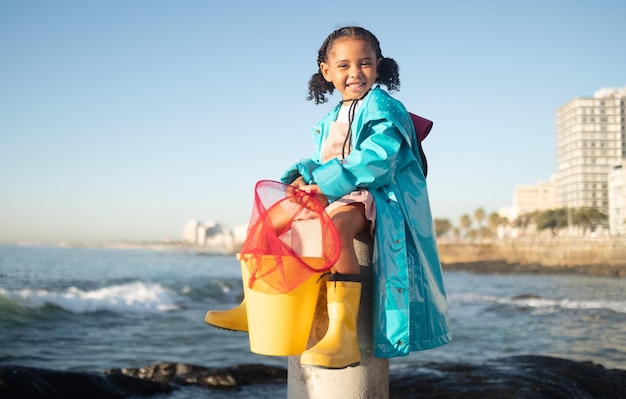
199,222 -> 233,247
510,178 -> 558,219
232,224 -> 248,243
183,219 -> 241,249
608,163 -> 626,236
555,86 -> 626,215
183,220 -> 200,244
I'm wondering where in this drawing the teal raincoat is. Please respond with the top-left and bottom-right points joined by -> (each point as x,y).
281,86 -> 451,358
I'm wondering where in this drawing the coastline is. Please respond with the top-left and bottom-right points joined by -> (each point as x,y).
441,260 -> 625,278
4,238 -> 625,277
438,238 -> 626,278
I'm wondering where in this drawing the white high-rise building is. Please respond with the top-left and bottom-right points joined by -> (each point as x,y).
608,163 -> 626,236
182,219 -> 238,248
183,220 -> 200,244
555,86 -> 626,214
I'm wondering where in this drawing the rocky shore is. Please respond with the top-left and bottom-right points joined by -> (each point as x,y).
438,238 -> 626,277
1,355 -> 625,398
441,260 -> 626,278
36,238 -> 626,277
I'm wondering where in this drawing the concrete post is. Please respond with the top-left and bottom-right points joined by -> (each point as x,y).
287,229 -> 389,399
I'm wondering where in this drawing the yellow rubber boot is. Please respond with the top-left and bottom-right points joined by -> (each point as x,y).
300,277 -> 361,369
204,299 -> 248,332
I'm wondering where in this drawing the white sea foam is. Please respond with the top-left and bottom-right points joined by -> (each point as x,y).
450,293 -> 626,314
0,282 -> 180,314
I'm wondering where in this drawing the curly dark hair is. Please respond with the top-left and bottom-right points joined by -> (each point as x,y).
307,26 -> 400,104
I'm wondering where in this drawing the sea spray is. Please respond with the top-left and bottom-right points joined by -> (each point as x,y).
0,281 -> 181,314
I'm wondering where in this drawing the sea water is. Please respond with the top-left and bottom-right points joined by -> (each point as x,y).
1,244 -> 624,398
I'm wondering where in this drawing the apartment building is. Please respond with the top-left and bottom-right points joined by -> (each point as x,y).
608,163 -> 626,235
510,178 -> 558,220
555,86 -> 626,215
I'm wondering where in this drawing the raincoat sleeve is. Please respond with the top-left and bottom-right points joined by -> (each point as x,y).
312,119 -> 403,201
280,158 -> 321,185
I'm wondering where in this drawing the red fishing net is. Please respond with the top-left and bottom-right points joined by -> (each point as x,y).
239,180 -> 340,294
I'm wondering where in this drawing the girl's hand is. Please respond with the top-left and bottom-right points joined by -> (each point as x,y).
298,184 -> 329,208
291,176 -> 306,187
286,176 -> 306,199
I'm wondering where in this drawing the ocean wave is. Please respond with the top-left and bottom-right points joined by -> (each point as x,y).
0,282 -> 181,314
450,293 -> 626,314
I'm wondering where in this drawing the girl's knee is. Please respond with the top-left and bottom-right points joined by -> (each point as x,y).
331,205 -> 367,235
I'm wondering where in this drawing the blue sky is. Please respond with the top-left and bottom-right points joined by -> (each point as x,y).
1,1 -> 625,243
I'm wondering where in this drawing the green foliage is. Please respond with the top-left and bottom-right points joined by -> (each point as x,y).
460,214 -> 472,231
513,213 -> 533,229
479,226 -> 493,238
452,227 -> 461,240
534,208 -> 568,235
488,212 -> 506,230
441,206 -> 608,240
434,218 -> 452,237
511,207 -> 608,236
473,208 -> 486,227
572,207 -> 608,234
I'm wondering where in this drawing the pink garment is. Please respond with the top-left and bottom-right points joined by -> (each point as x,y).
321,121 -> 376,234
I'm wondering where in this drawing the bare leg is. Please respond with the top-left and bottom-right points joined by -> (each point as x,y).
300,203 -> 366,369
265,202 -> 293,235
327,203 -> 367,275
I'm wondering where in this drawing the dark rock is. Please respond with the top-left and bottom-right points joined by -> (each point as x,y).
1,356 -> 624,398
0,365 -> 173,399
0,363 -> 286,398
106,362 -> 287,389
389,355 -> 626,399
511,294 -> 542,300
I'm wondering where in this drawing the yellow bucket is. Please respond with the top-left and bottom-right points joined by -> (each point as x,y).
238,254 -> 324,356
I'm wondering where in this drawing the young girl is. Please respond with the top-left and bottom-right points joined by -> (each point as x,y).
206,26 -> 451,369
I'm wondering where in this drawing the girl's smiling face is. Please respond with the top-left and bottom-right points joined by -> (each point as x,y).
320,37 -> 380,101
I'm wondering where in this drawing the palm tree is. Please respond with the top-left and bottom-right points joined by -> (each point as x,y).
452,227 -> 461,241
460,214 -> 472,239
572,207 -> 608,235
473,208 -> 486,229
488,212 -> 502,239
513,212 -> 534,237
